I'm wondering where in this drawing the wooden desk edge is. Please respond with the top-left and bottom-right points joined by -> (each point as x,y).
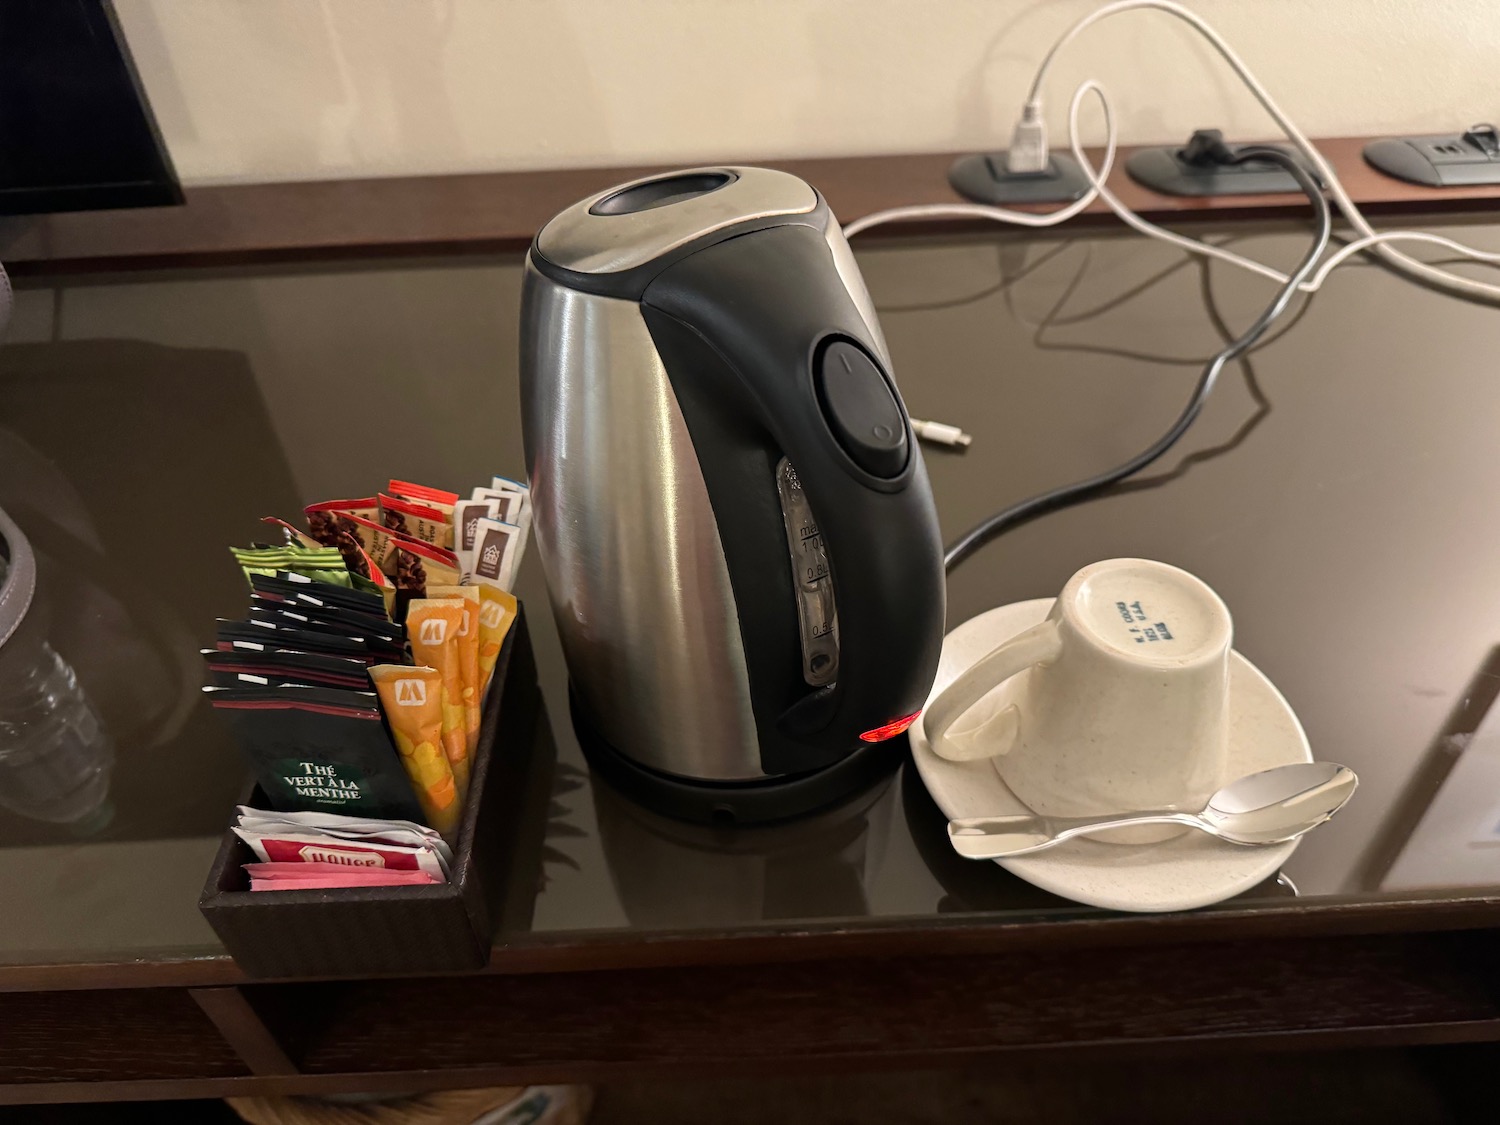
2,889 -> 1497,994
2,137 -> 1500,276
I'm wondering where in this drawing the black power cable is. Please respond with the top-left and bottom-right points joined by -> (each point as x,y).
943,146 -> 1333,573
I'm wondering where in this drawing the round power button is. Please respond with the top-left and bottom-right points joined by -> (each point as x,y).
816,341 -> 908,478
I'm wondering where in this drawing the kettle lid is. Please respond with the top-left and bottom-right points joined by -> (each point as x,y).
533,166 -> 818,277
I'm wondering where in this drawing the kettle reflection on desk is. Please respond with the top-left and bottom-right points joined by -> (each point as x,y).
590,765 -> 899,928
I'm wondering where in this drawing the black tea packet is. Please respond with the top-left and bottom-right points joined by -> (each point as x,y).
246,602 -> 406,662
204,684 -> 425,822
254,607 -> 403,663
250,572 -> 387,618
247,592 -> 405,645
214,619 -> 376,662
253,585 -> 405,639
201,647 -> 372,690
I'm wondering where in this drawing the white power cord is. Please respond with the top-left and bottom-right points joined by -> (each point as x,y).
1304,231 -> 1500,292
846,0 -> 1500,304
843,80 -> 1118,238
1064,99 -> 1500,295
909,418 -> 974,448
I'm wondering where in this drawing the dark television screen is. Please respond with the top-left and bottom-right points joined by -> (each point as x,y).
0,0 -> 181,215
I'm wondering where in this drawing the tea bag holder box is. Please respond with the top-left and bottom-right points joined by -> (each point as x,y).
199,605 -> 539,979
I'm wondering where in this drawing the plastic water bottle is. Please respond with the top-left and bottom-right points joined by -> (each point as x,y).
0,642 -> 114,825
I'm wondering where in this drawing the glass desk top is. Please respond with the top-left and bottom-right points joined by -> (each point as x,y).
3,217 -> 1500,966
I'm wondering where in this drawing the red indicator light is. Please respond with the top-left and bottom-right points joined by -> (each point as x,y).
859,710 -> 922,743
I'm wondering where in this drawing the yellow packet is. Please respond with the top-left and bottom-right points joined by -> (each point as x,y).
368,664 -> 460,837
406,598 -> 470,800
428,585 -> 481,757
476,585 -> 517,700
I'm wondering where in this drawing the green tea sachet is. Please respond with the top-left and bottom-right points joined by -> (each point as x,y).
231,544 -> 352,588
205,683 -> 426,823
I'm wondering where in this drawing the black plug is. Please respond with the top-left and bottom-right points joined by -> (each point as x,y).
1179,128 -> 1238,167
1132,131 -> 1319,195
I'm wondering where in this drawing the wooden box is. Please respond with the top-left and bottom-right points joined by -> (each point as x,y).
199,605 -> 539,978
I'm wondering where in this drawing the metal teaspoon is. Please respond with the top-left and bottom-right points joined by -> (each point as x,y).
947,761 -> 1357,860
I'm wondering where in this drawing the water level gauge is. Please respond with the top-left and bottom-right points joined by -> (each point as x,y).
776,457 -> 838,687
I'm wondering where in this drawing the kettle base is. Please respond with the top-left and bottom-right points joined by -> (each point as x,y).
569,689 -> 904,826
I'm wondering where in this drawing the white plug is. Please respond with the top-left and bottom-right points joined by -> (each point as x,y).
910,418 -> 973,449
1005,102 -> 1050,174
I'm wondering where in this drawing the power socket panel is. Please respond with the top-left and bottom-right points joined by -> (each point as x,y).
948,151 -> 1092,205
1126,133 -> 1310,197
1365,125 -> 1500,187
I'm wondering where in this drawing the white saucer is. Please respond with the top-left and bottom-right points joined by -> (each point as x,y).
910,598 -> 1312,913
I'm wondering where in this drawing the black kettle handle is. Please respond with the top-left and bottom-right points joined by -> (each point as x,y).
641,220 -> 946,762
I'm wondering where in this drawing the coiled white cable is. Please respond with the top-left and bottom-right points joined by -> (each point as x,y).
846,0 -> 1500,303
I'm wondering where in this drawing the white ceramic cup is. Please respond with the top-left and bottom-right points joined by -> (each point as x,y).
924,559 -> 1233,842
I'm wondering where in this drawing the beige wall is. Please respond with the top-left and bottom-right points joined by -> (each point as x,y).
113,0 -> 1493,185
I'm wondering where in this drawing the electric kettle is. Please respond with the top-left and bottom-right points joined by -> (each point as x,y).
520,167 -> 945,823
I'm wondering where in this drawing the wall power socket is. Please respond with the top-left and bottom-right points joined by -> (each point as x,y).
1365,125 -> 1500,188
1127,128 -> 1313,197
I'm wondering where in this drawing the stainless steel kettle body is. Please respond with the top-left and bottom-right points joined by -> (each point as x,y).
520,167 -> 945,822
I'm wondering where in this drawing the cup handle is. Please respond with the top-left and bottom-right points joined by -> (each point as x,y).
924,619 -> 1063,761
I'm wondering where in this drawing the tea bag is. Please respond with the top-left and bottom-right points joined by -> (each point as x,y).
466,518 -> 518,591
251,572 -> 387,617
471,485 -> 526,525
250,591 -> 405,645
428,585 -> 481,756
352,546 -> 398,617
245,863 -> 442,890
215,618 -> 376,662
305,497 -> 379,539
202,647 -> 371,690
347,570 -> 386,605
234,806 -> 450,866
475,584 -> 517,700
406,598 -> 470,800
247,603 -> 407,663
490,476 -> 530,501
390,537 -> 463,604
368,664 -> 461,837
388,480 -> 458,536
486,476 -> 533,564
205,684 -> 424,821
452,499 -> 498,565
306,500 -> 400,575
231,545 -> 352,588
381,493 -> 452,550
